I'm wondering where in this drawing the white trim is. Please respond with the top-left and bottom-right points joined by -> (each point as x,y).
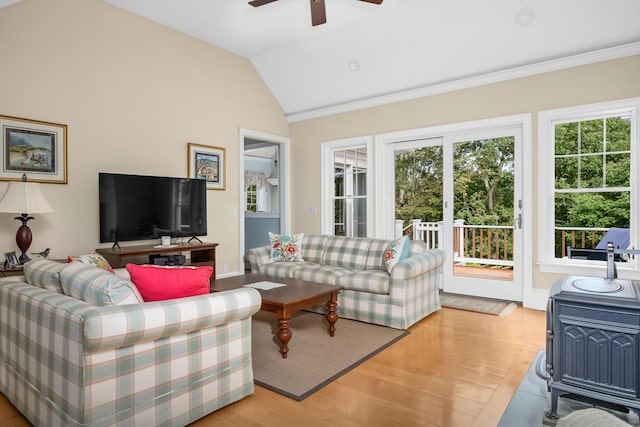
238,128 -> 291,273
287,42 -> 640,123
320,136 -> 374,236
523,287 -> 549,311
537,98 -> 640,279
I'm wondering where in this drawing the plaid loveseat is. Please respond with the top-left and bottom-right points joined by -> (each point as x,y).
0,260 -> 261,427
247,234 -> 446,329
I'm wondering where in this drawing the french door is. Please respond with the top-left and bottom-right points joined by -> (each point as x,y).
388,126 -> 524,301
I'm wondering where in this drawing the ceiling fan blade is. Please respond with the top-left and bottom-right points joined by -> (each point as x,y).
310,0 -> 327,26
359,0 -> 383,4
248,0 -> 279,7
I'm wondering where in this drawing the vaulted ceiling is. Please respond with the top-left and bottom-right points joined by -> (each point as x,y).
6,0 -> 640,120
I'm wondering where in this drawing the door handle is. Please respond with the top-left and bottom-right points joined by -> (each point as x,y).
514,213 -> 522,229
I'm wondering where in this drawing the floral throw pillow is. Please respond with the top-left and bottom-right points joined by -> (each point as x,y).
383,235 -> 409,273
67,253 -> 114,272
269,232 -> 304,262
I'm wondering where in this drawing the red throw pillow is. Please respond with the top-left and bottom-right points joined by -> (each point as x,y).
126,264 -> 212,302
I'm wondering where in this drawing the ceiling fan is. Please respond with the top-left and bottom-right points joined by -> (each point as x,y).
249,0 -> 383,27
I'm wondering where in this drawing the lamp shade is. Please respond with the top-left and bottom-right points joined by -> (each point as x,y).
0,182 -> 55,214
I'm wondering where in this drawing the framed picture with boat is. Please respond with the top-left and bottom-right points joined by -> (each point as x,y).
0,115 -> 67,184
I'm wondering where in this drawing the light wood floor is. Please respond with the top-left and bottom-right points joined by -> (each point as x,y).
0,305 -> 546,427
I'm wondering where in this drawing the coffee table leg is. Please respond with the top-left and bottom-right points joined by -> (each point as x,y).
326,299 -> 338,337
277,317 -> 292,359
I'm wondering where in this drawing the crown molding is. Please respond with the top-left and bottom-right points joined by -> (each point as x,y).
286,41 -> 640,123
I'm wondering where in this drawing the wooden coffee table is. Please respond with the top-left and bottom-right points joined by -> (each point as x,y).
210,274 -> 344,359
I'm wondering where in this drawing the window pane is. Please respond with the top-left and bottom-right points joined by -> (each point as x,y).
555,122 -> 579,155
554,191 -> 630,258
395,146 -> 443,226
580,119 -> 603,154
334,199 -> 345,236
353,198 -> 367,237
334,169 -> 344,197
607,116 -> 631,151
606,153 -> 631,187
354,171 -> 366,196
555,157 -> 578,189
580,155 -> 603,188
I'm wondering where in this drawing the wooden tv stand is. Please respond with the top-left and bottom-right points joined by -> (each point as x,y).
95,242 -> 218,279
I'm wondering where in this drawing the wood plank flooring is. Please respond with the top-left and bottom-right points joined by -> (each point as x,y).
0,305 -> 546,427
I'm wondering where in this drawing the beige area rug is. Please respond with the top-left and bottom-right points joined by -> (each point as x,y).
251,311 -> 408,401
440,292 -> 518,317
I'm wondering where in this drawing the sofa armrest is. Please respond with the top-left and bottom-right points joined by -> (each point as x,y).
390,249 -> 446,281
246,245 -> 272,273
83,288 -> 261,353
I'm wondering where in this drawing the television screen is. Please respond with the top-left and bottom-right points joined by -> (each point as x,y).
99,173 -> 207,243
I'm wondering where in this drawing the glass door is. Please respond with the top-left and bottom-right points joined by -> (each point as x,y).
389,127 -> 523,301
442,128 -> 523,301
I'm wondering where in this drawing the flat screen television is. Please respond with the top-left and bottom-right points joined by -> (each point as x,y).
99,172 -> 207,244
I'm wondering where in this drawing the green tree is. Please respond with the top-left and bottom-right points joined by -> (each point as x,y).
395,146 -> 443,226
453,137 -> 514,226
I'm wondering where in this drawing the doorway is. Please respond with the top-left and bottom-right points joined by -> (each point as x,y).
239,129 -> 290,273
378,117 -> 529,302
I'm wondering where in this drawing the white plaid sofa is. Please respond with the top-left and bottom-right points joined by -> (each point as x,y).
0,260 -> 261,427
247,234 -> 446,329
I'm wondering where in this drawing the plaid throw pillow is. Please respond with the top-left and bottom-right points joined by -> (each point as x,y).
269,232 -> 304,262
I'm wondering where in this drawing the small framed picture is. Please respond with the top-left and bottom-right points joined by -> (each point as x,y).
0,115 -> 68,184
4,251 -> 19,268
188,143 -> 226,191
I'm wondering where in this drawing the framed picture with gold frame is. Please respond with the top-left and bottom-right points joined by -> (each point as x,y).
0,115 -> 67,184
187,143 -> 226,190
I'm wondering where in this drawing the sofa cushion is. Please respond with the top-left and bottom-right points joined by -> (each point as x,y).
60,262 -> 143,306
126,264 -> 212,301
269,232 -> 305,262
23,259 -> 65,293
408,239 -> 429,256
336,270 -> 390,295
321,236 -> 371,270
383,236 -> 409,272
67,253 -> 114,272
293,265 -> 352,285
362,238 -> 390,270
260,260 -> 319,279
301,234 -> 328,264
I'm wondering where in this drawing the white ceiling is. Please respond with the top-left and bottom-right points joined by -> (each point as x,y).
6,0 -> 640,120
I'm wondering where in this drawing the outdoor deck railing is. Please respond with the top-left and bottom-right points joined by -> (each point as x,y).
399,220 -> 621,267
555,226 -> 609,258
398,220 -> 514,267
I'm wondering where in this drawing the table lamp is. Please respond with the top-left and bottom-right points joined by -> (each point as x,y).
0,175 -> 55,264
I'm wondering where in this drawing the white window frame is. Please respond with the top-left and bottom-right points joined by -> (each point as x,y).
321,136 -> 374,236
538,98 -> 640,278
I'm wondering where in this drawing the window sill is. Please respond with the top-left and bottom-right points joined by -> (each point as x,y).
539,260 -> 640,280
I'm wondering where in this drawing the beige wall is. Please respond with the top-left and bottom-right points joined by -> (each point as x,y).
0,0 -> 288,272
289,55 -> 640,292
